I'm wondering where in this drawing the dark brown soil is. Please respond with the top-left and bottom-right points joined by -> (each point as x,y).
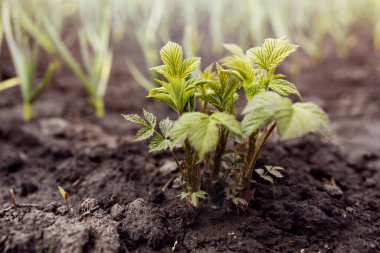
1,37 -> 380,252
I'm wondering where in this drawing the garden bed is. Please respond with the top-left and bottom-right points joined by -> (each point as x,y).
1,42 -> 380,252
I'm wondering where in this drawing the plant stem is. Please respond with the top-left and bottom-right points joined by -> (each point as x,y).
183,139 -> 201,206
211,127 -> 228,183
170,150 -> 181,170
23,102 -> 33,122
153,129 -> 181,171
93,98 -> 105,118
239,123 -> 276,207
30,62 -> 57,103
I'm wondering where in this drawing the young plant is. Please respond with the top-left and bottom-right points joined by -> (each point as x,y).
58,186 -> 70,208
2,0 -> 57,121
126,0 -> 166,90
124,38 -> 330,211
42,0 -> 113,117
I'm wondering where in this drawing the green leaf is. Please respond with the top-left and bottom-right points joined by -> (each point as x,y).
122,114 -> 148,127
268,79 -> 301,99
241,110 -> 273,137
222,56 -> 255,83
0,77 -> 19,92
200,63 -> 216,80
150,65 -> 171,78
135,127 -> 155,141
211,112 -> 242,135
232,197 -> 248,206
179,57 -> 200,79
149,135 -> 172,152
188,116 -> 219,159
266,165 -> 284,178
255,168 -> 265,176
170,112 -> 234,159
143,109 -> 156,128
159,118 -> 175,138
170,112 -> 207,143
275,102 -> 330,141
179,192 -> 190,200
179,191 -> 207,207
243,91 -> 290,114
223,43 -> 245,57
242,92 -> 290,136
159,41 -> 183,77
247,37 -> 298,70
191,191 -> 207,207
58,186 -> 70,201
194,190 -> 207,199
261,174 -> 274,183
148,92 -> 176,111
242,92 -> 330,140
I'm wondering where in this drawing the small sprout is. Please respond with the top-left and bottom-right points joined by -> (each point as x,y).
58,186 -> 70,207
9,189 -> 17,211
179,191 -> 207,208
255,166 -> 285,183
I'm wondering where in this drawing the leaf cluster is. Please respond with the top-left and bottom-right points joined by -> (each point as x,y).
124,38 -> 331,210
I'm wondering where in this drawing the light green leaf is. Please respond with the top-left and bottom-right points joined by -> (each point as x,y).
191,191 -> 207,207
255,168 -> 265,176
179,192 -> 190,200
200,63 -> 216,80
122,114 -> 148,127
265,165 -> 284,178
241,110 -> 273,137
211,112 -> 242,135
247,37 -> 298,70
143,109 -> 156,128
222,56 -> 255,83
188,116 -> 219,159
269,79 -> 301,99
0,77 -> 19,92
232,197 -> 248,206
261,174 -> 274,183
135,127 -> 155,141
194,190 -> 207,199
150,65 -> 170,78
170,112 -> 229,159
170,112 -> 207,143
148,93 -> 176,111
58,186 -> 70,201
243,91 -> 285,115
179,57 -> 200,79
275,102 -> 330,141
149,135 -> 172,152
223,43 -> 245,57
242,92 -> 290,136
159,118 -> 175,138
159,41 -> 183,76
267,167 -> 284,178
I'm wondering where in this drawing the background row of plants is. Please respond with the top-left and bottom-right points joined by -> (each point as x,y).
0,0 -> 379,120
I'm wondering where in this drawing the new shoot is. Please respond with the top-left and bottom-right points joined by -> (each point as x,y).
58,186 -> 70,208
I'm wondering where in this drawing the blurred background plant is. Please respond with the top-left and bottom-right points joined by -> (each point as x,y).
1,0 -> 379,119
2,0 -> 57,121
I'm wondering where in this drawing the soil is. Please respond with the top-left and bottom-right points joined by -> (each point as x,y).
1,36 -> 380,252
